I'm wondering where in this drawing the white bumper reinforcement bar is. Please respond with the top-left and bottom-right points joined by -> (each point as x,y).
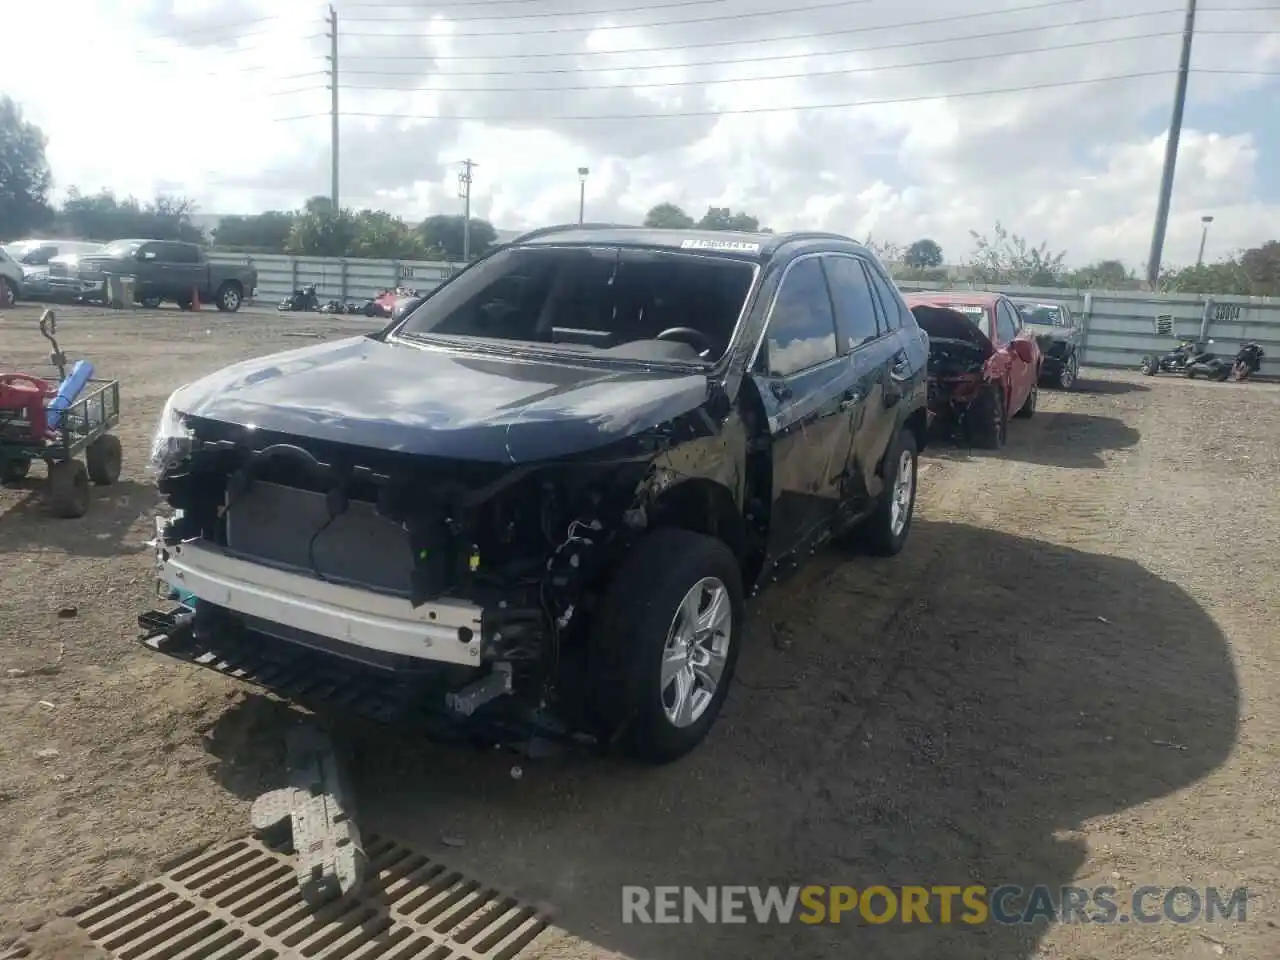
156,537 -> 484,667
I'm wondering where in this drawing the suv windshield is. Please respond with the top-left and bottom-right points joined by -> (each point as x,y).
1017,303 -> 1065,326
396,245 -> 757,362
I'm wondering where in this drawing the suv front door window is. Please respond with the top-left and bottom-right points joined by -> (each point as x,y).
751,256 -> 860,561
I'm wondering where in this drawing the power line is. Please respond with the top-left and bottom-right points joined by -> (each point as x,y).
343,0 -> 754,23
342,0 -> 724,8
328,0 -> 1262,63
335,0 -> 1273,40
331,9 -> 1197,74
272,68 -> 1274,123
321,29 -> 1262,96
336,0 -> 992,39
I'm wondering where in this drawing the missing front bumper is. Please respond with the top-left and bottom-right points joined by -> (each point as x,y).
154,530 -> 483,668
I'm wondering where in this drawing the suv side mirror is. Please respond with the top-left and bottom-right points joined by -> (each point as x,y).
1010,339 -> 1035,364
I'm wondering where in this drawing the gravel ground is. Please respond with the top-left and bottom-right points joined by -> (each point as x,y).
0,303 -> 1277,960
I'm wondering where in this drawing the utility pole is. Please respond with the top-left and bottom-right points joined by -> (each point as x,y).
577,167 -> 590,224
327,5 -> 339,211
1144,0 -> 1197,290
1196,214 -> 1213,266
458,159 -> 477,261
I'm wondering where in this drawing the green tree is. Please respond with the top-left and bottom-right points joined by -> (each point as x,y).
1065,259 -> 1136,289
863,236 -> 903,266
55,189 -> 203,242
0,96 -> 54,240
903,238 -> 944,269
418,214 -> 497,261
697,206 -> 763,232
213,211 -> 297,252
966,221 -> 1067,286
1158,260 -> 1254,296
350,210 -> 431,260
1239,240 -> 1280,296
643,203 -> 695,229
285,207 -> 360,258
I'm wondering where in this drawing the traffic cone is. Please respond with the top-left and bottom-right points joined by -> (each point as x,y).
191,286 -> 202,311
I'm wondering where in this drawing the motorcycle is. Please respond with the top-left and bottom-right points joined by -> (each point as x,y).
1139,339 -> 1232,381
277,284 -> 320,312
1232,342 -> 1265,381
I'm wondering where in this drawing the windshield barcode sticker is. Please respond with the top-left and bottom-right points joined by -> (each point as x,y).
680,238 -> 761,253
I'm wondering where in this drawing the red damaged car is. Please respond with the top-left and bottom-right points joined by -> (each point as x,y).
903,291 -> 1040,449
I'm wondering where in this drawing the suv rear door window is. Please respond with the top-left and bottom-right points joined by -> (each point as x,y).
821,255 -> 879,352
761,257 -> 838,377
861,260 -> 906,333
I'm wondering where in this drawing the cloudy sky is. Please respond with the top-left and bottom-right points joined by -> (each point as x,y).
3,0 -> 1278,267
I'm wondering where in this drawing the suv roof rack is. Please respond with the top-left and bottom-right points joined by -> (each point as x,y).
772,231 -> 861,246
509,222 -> 639,244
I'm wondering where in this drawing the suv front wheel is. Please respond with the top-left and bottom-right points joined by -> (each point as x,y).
590,528 -> 744,764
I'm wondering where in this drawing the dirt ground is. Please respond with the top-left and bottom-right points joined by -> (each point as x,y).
0,303 -> 1277,960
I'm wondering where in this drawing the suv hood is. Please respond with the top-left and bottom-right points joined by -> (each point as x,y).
909,305 -> 994,358
170,335 -> 711,463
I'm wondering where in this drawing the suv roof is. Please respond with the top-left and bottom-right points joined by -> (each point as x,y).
508,223 -> 871,261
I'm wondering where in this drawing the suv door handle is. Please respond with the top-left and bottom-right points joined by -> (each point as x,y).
838,387 -> 864,411
770,380 -> 792,401
889,352 -> 910,382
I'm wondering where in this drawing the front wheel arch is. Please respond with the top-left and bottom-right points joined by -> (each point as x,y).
648,477 -> 754,576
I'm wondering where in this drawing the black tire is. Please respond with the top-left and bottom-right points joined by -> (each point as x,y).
1139,355 -> 1159,376
46,459 -> 90,518
589,528 -> 745,764
1209,364 -> 1231,382
1014,379 -> 1037,419
1,458 -> 31,484
860,428 -> 919,557
969,384 -> 1006,449
86,434 -> 123,485
215,282 -> 243,313
0,277 -> 16,308
1054,351 -> 1079,390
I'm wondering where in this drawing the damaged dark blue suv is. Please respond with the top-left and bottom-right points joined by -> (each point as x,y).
141,225 -> 930,762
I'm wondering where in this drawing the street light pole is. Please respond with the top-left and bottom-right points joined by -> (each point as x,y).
577,167 -> 590,224
1196,215 -> 1214,267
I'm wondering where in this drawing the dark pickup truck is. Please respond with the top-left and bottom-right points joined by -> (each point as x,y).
51,239 -> 257,312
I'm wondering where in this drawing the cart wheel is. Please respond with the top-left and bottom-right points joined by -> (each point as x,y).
86,434 -> 123,485
46,459 -> 91,518
1,458 -> 31,484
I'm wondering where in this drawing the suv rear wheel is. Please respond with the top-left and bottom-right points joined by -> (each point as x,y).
857,428 -> 919,557
590,528 -> 744,764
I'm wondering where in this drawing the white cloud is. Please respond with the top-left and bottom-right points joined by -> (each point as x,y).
3,0 -> 1278,268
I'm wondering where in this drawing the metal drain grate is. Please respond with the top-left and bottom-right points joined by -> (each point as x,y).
68,834 -> 552,960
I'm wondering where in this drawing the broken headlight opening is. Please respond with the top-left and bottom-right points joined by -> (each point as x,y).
147,387 -> 197,476
144,425 -> 650,742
